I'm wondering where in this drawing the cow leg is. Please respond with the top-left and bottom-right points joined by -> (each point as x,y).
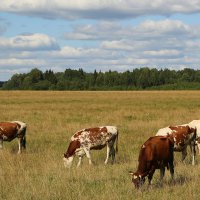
17,138 -> 22,154
104,143 -> 110,164
160,166 -> 165,181
110,147 -> 116,164
83,147 -> 92,165
181,147 -> 187,162
148,167 -> 155,185
169,162 -> 174,180
21,136 -> 26,150
77,156 -> 83,168
148,174 -> 153,185
190,141 -> 196,165
197,143 -> 200,155
108,139 -> 116,164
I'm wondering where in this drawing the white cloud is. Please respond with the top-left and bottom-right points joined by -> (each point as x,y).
0,19 -> 200,81
0,0 -> 200,19
0,58 -> 46,68
65,19 -> 199,41
143,49 -> 182,58
0,33 -> 59,51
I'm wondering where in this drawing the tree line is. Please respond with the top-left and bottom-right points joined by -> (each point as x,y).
2,67 -> 200,90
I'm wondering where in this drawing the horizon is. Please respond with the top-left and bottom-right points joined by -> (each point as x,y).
0,1 -> 200,81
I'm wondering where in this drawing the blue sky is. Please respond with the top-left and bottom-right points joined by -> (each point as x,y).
0,0 -> 200,81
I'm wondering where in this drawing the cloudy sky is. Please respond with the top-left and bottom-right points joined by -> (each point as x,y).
0,0 -> 200,81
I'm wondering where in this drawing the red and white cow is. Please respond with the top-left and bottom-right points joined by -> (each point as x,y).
129,136 -> 174,189
63,126 -> 118,168
156,125 -> 196,165
0,121 -> 27,154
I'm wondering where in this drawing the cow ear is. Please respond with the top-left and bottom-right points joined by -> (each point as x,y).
129,171 -> 134,175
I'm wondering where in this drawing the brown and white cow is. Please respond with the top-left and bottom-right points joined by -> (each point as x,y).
156,125 -> 196,165
0,121 -> 27,154
129,136 -> 174,189
63,126 -> 118,168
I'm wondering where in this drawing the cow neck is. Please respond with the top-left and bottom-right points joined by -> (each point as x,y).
65,140 -> 81,158
137,157 -> 149,176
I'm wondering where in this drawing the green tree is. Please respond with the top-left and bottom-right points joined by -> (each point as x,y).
137,68 -> 150,88
179,68 -> 195,82
28,68 -> 43,83
44,70 -> 57,85
2,74 -> 23,90
96,71 -> 104,87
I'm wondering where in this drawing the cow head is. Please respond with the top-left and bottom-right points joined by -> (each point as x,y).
129,171 -> 145,189
63,154 -> 74,168
63,140 -> 80,168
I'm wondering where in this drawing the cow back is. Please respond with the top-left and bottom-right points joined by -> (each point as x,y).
0,122 -> 19,141
138,136 -> 173,168
169,126 -> 196,150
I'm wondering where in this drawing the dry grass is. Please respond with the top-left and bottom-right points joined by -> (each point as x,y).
1,91 -> 200,199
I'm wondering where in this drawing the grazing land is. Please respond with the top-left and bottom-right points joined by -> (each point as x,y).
0,91 -> 200,200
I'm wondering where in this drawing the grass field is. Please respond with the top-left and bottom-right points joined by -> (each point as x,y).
1,91 -> 200,200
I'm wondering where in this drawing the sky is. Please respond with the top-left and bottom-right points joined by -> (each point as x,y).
0,0 -> 200,81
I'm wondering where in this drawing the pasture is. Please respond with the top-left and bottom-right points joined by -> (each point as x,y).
1,91 -> 200,200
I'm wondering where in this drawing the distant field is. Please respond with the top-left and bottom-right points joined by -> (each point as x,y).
0,91 -> 200,200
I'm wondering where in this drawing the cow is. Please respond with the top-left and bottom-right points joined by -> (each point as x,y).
0,121 -> 27,154
129,136 -> 174,189
63,126 -> 118,168
156,125 -> 196,165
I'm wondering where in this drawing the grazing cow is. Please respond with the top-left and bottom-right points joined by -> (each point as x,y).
129,136 -> 174,189
156,125 -> 196,165
0,121 -> 27,154
63,126 -> 118,168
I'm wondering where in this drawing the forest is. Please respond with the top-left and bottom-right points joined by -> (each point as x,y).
2,67 -> 200,90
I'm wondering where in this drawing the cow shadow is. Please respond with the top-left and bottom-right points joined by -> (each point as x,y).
170,175 -> 191,186
153,174 -> 190,189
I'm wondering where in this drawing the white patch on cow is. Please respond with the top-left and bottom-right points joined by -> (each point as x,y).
106,126 -> 117,134
156,127 -> 173,136
11,121 -> 26,135
188,120 -> 200,136
142,145 -> 145,149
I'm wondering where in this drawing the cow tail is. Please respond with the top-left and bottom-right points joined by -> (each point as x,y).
115,130 -> 119,153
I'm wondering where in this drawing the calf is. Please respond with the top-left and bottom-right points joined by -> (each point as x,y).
63,126 -> 118,168
156,125 -> 196,165
0,121 -> 27,154
129,136 -> 174,189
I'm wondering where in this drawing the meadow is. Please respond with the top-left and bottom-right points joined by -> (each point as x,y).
1,91 -> 200,200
